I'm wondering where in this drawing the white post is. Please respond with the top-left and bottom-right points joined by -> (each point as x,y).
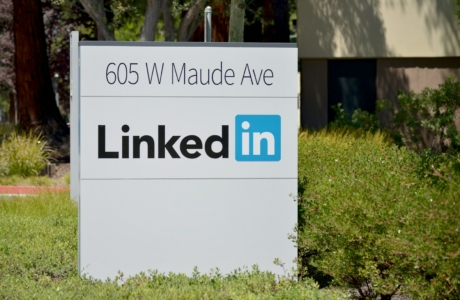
70,31 -> 80,202
204,6 -> 212,42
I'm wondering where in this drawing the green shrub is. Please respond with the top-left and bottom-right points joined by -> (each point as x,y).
416,149 -> 460,188
0,193 -> 348,299
329,103 -> 380,133
329,77 -> 460,154
380,76 -> 460,152
0,132 -> 51,176
297,128 -> 460,299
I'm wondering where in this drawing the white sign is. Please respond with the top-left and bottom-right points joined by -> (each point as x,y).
72,37 -> 298,280
80,46 -> 297,98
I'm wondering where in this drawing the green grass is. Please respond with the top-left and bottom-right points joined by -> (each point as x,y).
0,193 -> 347,299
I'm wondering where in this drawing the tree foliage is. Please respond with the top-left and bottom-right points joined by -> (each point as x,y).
0,0 -> 14,93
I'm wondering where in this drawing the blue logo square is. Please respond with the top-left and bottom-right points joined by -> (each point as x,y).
235,115 -> 281,162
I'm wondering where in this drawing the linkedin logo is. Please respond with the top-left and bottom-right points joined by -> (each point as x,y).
97,115 -> 281,162
235,115 -> 281,161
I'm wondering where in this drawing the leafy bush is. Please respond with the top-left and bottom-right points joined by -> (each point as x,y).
0,193 -> 348,299
329,103 -> 380,133
416,149 -> 460,188
297,128 -> 460,299
380,76 -> 460,153
0,132 -> 51,176
329,77 -> 460,154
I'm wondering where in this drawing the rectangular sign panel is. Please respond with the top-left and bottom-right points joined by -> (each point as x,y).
80,97 -> 297,179
80,179 -> 297,280
80,44 -> 297,98
76,42 -> 298,280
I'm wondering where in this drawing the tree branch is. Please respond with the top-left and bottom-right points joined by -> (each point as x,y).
229,0 -> 245,42
177,0 -> 207,41
186,13 -> 203,41
139,0 -> 164,41
79,0 -> 115,41
162,0 -> 174,41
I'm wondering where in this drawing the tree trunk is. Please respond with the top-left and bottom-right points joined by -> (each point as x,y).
8,90 -> 15,124
139,0 -> 164,41
13,0 -> 69,153
177,0 -> 208,41
162,0 -> 174,41
262,0 -> 275,42
80,0 -> 115,40
229,0 -> 245,42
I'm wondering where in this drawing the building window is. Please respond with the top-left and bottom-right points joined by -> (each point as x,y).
328,59 -> 376,122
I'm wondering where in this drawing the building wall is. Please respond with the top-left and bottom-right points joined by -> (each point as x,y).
298,0 -> 460,58
376,58 -> 460,101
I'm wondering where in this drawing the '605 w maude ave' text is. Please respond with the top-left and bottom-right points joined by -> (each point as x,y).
105,62 -> 274,86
